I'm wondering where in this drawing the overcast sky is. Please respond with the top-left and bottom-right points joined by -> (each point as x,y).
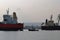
0,0 -> 60,23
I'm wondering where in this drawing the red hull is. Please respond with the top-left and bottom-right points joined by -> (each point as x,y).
0,23 -> 23,29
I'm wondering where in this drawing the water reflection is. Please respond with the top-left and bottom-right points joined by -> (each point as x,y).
0,30 -> 60,40
0,31 -> 18,40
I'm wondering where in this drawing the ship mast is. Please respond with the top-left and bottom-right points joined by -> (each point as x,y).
58,14 -> 60,25
50,14 -> 53,21
7,8 -> 9,15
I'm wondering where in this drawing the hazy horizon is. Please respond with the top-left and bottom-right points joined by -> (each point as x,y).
0,0 -> 60,23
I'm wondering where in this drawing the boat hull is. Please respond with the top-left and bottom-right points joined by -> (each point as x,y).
28,29 -> 39,31
41,26 -> 60,30
0,23 -> 23,31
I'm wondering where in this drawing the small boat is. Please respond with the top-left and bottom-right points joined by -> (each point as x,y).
28,26 -> 39,31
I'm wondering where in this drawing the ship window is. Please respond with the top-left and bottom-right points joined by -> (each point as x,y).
4,19 -> 7,21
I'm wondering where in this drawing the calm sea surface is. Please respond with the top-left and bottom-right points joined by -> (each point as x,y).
0,30 -> 60,40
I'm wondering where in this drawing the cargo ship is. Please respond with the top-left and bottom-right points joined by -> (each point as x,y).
0,9 -> 23,31
41,15 -> 60,30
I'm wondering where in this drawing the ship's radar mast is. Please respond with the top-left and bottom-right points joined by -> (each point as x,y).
50,14 -> 53,21
7,8 -> 9,15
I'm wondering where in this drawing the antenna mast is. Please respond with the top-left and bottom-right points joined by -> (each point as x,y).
7,8 -> 9,15
50,14 -> 53,21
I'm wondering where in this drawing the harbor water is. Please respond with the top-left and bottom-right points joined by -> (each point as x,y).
0,30 -> 60,40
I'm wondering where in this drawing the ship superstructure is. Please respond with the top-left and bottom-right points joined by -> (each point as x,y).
3,9 -> 17,24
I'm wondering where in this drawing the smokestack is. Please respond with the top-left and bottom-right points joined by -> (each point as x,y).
45,19 -> 48,24
13,12 -> 17,20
